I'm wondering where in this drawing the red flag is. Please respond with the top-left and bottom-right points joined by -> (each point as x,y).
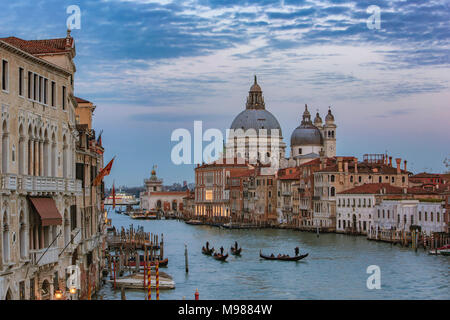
92,157 -> 115,186
112,182 -> 116,209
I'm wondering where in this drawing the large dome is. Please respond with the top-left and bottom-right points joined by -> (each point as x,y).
230,109 -> 282,134
290,123 -> 323,146
230,76 -> 282,136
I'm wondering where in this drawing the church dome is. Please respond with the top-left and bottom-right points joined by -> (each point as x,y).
230,76 -> 282,136
290,124 -> 323,146
231,109 -> 282,133
290,105 -> 323,146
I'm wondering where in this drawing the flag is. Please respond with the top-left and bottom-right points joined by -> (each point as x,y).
92,156 -> 115,186
97,130 -> 103,147
112,181 -> 116,209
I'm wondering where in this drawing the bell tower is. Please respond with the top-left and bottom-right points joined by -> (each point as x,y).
323,107 -> 336,157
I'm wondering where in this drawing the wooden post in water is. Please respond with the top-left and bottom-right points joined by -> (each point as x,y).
143,245 -> 147,287
160,234 -> 164,260
185,244 -> 189,273
147,265 -> 151,300
155,261 -> 160,300
113,257 -> 116,290
135,251 -> 140,273
121,286 -> 126,300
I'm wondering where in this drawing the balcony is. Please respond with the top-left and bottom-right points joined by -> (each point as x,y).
30,247 -> 59,266
282,191 -> 292,196
1,174 -> 17,190
0,173 -> 82,195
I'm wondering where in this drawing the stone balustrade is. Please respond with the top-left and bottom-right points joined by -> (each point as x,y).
0,173 -> 82,194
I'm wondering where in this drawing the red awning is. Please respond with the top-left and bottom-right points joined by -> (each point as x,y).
29,197 -> 63,226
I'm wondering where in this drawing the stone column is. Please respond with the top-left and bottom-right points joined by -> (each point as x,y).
40,141 -> 44,176
29,139 -> 34,176
34,139 -> 39,176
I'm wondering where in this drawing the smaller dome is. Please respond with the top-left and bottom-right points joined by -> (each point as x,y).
314,112 -> 322,125
325,108 -> 334,122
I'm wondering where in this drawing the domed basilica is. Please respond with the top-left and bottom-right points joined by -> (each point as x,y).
227,76 -> 336,168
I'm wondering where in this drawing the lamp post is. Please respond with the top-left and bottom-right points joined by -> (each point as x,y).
54,290 -> 64,300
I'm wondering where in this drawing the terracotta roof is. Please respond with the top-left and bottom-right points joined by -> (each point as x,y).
410,172 -> 442,178
75,96 -> 91,104
279,171 -> 300,180
0,36 -> 73,55
317,162 -> 409,174
229,169 -> 254,178
338,183 -> 404,195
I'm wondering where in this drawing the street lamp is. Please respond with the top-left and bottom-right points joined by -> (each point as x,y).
54,290 -> 63,300
69,286 -> 77,295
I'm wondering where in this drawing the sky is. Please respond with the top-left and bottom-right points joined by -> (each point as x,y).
1,0 -> 449,187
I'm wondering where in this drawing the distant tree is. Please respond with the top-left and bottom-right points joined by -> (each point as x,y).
444,157 -> 450,173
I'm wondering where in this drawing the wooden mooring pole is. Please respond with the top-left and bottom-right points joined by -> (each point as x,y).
185,244 -> 189,273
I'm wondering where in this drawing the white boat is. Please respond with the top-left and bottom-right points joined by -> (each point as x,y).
428,244 -> 450,255
105,192 -> 139,205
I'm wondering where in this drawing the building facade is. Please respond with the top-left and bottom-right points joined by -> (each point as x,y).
0,32 -> 106,300
140,169 -> 186,213
313,154 -> 410,232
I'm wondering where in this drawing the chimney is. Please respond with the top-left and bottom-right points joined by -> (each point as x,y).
395,158 -> 401,175
338,157 -> 343,172
404,160 -> 407,172
389,156 -> 392,167
354,157 -> 358,173
344,161 -> 348,173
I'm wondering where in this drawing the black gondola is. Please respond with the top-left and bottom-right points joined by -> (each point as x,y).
213,253 -> 228,261
231,246 -> 242,255
202,246 -> 214,255
259,251 -> 308,261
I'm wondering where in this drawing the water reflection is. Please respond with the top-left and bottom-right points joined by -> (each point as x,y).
97,210 -> 449,300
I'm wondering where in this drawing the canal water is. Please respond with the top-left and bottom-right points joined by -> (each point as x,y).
97,210 -> 449,300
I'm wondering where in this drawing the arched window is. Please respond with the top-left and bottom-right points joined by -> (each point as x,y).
430,212 -> 433,222
2,211 -> 10,263
425,212 -> 427,221
330,187 -> 335,197
51,132 -> 56,177
419,211 -> 421,221
378,176 -> 382,183
18,124 -> 25,175
330,175 -> 335,182
350,176 -> 353,183
62,135 -> 68,178
298,148 -> 302,155
19,211 -> 27,259
2,120 -> 9,173
391,177 -> 395,183
64,209 -> 70,247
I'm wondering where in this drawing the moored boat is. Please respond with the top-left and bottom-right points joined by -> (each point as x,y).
186,219 -> 203,225
259,251 -> 308,261
428,244 -> 450,255
127,258 -> 168,267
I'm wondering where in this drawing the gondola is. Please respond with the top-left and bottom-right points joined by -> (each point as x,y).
259,251 -> 308,261
213,253 -> 228,261
202,246 -> 215,255
127,257 -> 168,267
230,246 -> 242,255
